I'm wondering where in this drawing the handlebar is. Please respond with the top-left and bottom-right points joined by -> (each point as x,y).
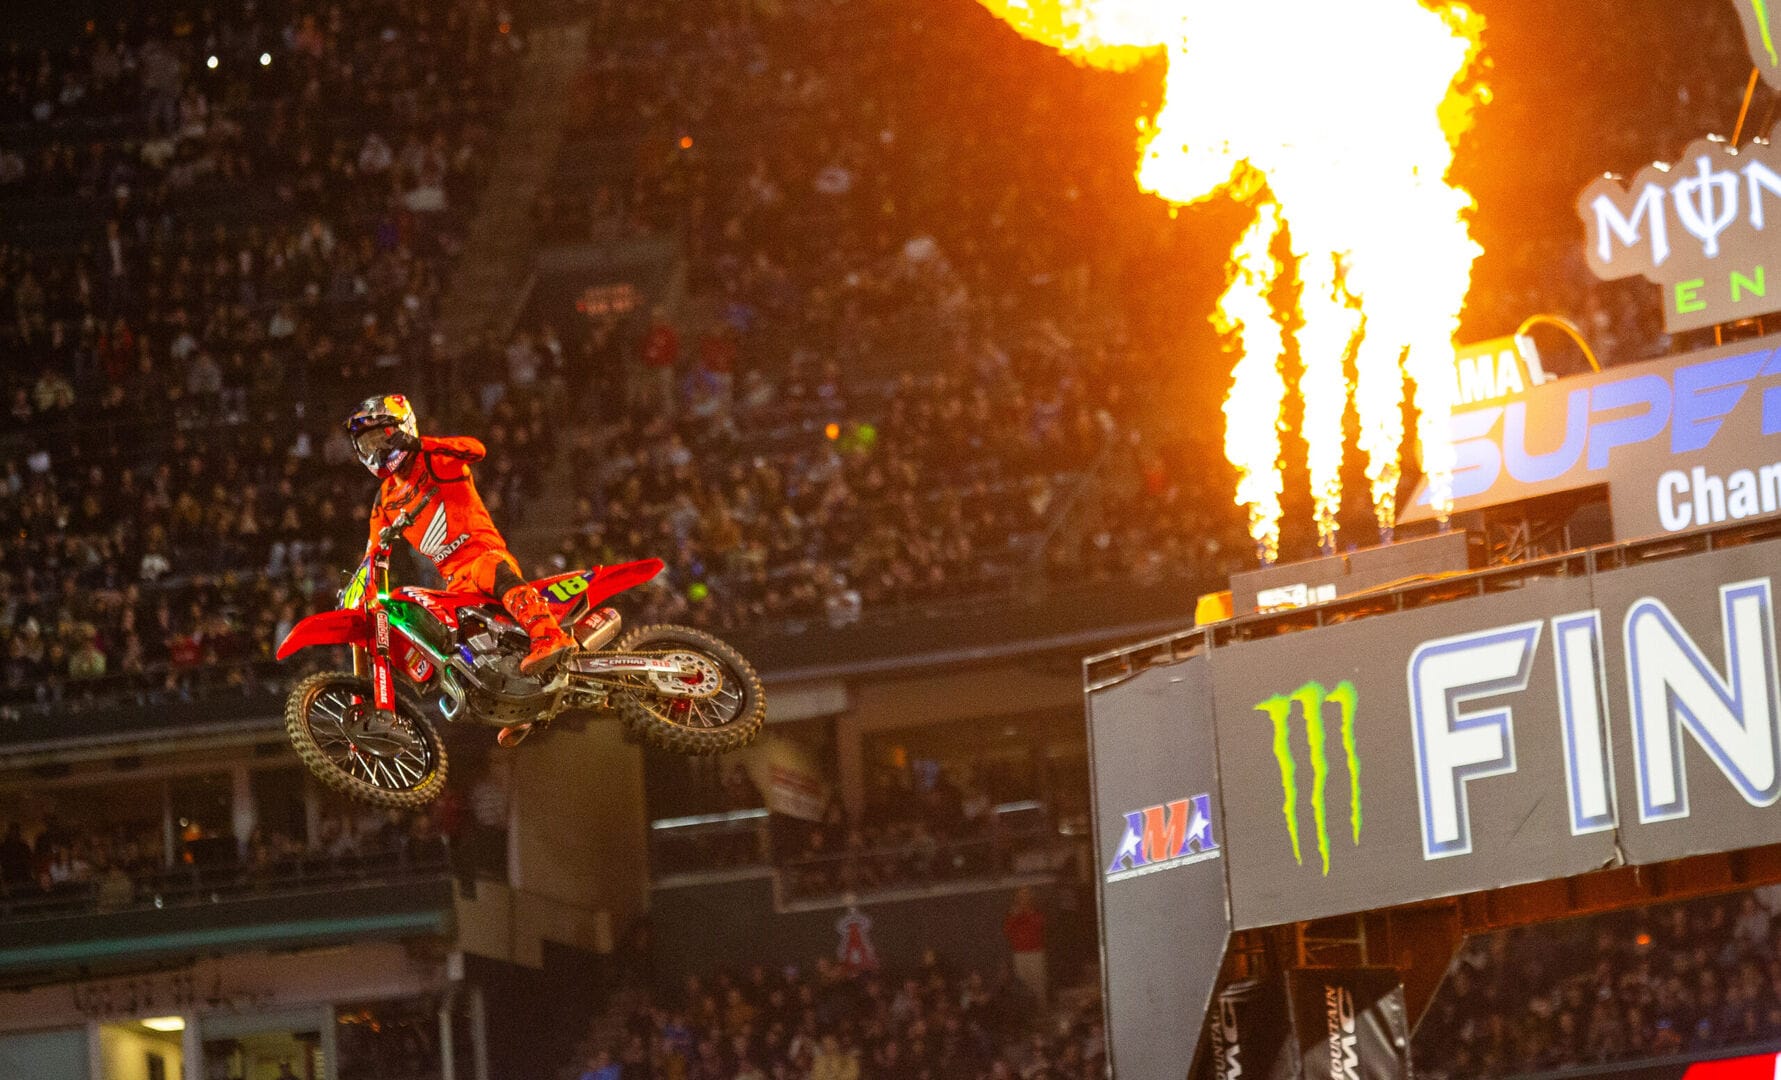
377,487 -> 437,548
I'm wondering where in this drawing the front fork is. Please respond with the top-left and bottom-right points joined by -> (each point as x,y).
354,609 -> 399,717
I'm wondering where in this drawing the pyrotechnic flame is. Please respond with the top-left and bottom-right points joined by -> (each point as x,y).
981,0 -> 1486,555
1215,197 -> 1287,562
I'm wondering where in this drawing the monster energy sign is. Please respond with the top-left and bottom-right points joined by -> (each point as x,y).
1579,123 -> 1781,333
1255,681 -> 1362,876
1737,0 -> 1781,91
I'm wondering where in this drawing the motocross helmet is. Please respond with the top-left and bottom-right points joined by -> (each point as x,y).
345,393 -> 419,479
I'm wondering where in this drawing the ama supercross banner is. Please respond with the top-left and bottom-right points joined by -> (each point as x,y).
1400,334 -> 1781,541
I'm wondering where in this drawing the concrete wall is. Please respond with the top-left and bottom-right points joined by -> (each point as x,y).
468,721 -> 647,966
0,1028 -> 86,1080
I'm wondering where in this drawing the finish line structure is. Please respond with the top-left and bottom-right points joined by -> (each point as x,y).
1084,514 -> 1781,1078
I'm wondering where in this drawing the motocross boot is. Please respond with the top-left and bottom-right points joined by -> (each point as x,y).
502,583 -> 576,676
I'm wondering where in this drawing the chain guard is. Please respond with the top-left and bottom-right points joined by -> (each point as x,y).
445,649 -> 718,728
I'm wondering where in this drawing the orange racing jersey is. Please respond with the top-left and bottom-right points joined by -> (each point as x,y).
365,435 -> 512,589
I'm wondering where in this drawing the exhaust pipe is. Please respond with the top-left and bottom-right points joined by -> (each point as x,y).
575,607 -> 622,652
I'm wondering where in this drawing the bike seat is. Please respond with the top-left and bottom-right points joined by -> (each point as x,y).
559,593 -> 592,624
533,559 -> 664,624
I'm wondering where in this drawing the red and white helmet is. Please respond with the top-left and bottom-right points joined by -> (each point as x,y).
344,393 -> 419,478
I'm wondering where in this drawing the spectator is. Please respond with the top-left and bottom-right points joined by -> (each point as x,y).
564,948 -> 1103,1080
1003,887 -> 1048,1008
810,1033 -> 860,1080
636,307 -> 680,417
0,824 -> 33,889
1416,887 -> 1781,1077
465,758 -> 511,889
575,1050 -> 621,1080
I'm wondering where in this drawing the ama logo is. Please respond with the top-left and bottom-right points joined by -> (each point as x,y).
1104,792 -> 1220,883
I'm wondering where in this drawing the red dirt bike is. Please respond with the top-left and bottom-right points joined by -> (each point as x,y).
275,489 -> 765,808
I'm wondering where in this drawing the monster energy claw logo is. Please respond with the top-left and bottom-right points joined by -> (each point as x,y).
1255,680 -> 1361,876
1746,0 -> 1778,69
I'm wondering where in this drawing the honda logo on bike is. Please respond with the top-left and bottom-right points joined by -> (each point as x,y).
417,505 -> 470,565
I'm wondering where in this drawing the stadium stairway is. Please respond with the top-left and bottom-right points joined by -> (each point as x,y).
435,20 -> 589,356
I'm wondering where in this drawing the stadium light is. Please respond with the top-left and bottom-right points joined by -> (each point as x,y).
139,1017 -> 185,1032
260,52 -> 272,66
205,55 -> 218,69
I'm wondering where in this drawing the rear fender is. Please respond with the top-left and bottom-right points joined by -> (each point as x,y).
536,558 -> 666,613
276,609 -> 368,660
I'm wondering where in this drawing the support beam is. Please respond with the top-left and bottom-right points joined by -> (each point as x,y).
438,988 -> 456,1080
469,985 -> 490,1080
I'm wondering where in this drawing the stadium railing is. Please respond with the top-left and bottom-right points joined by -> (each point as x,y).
0,840 -> 450,925
648,803 -> 1081,901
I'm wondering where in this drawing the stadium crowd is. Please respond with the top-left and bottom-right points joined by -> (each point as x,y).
0,3 -> 1777,1080
1416,887 -> 1781,1076
0,801 -> 448,916
5,0 -> 1761,714
0,0 -> 526,715
566,954 -> 1105,1080
548,0 -> 1758,378
525,0 -> 1764,635
530,0 -> 1258,635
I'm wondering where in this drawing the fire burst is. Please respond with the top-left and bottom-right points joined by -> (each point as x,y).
980,0 -> 1486,559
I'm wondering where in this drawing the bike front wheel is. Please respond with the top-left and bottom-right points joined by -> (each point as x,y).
285,670 -> 449,808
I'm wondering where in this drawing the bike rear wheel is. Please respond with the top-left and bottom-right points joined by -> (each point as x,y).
285,670 -> 448,808
612,625 -> 765,756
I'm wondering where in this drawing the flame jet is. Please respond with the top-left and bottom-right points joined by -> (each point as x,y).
980,0 -> 1485,554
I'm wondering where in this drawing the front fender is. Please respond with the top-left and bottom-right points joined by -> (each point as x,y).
276,609 -> 368,660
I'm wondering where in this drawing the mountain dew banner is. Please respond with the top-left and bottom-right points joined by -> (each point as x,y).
1190,971 -> 1410,1080
1284,969 -> 1410,1080
1200,977 -> 1294,1080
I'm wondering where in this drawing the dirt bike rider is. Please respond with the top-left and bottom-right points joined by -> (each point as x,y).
346,393 -> 576,682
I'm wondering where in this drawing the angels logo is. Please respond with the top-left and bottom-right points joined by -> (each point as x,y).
416,505 -> 470,565
835,907 -> 877,973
